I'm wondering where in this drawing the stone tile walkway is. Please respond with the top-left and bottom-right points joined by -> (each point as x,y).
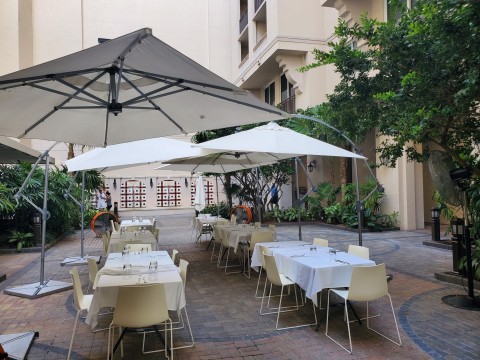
0,213 -> 479,359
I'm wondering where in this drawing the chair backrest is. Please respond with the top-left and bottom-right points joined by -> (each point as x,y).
178,259 -> 189,287
87,258 -> 98,286
230,214 -> 237,224
348,264 -> 388,301
69,267 -> 88,311
102,233 -> 110,255
313,238 -> 328,247
125,243 -> 152,252
268,224 -> 275,232
348,244 -> 370,259
171,249 -> 179,263
153,228 -> 160,241
110,220 -> 118,234
258,245 -> 271,268
151,218 -> 157,233
221,228 -> 230,247
255,222 -> 261,228
113,284 -> 169,328
213,225 -> 223,244
263,254 -> 283,286
249,231 -> 275,251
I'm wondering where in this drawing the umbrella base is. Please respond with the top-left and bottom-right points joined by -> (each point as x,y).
60,255 -> 101,267
4,280 -> 72,299
0,331 -> 38,360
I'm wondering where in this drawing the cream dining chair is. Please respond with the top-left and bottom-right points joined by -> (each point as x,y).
313,238 -> 329,247
260,254 -> 317,330
67,267 -> 93,360
244,231 -> 275,279
348,244 -> 370,259
325,263 -> 401,354
108,284 -> 173,359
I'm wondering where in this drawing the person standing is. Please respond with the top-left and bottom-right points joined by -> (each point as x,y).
105,191 -> 112,212
96,189 -> 107,211
267,184 -> 279,210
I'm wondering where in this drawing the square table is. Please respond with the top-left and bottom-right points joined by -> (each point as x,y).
120,218 -> 153,230
250,240 -> 312,270
108,231 -> 158,252
85,251 -> 185,330
274,247 -> 375,299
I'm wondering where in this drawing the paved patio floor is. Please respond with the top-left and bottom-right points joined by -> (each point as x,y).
0,213 -> 479,359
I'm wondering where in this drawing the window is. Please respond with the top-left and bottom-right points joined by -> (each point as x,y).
280,74 -> 293,102
264,82 -> 275,105
386,0 -> 415,22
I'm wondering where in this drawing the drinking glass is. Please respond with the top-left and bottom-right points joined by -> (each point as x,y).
123,263 -> 132,274
329,249 -> 337,261
149,260 -> 158,273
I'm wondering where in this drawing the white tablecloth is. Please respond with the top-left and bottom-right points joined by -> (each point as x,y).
109,231 -> 158,252
250,240 -> 311,269
120,219 -> 153,229
86,251 -> 185,330
274,247 -> 375,299
221,226 -> 273,253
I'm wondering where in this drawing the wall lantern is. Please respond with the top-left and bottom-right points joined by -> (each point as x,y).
113,178 -> 117,189
150,178 -> 154,188
184,178 -> 188,187
308,160 -> 316,173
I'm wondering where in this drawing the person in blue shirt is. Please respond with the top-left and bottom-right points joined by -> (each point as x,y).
267,184 -> 279,210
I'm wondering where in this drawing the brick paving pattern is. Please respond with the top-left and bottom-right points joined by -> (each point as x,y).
0,213 -> 479,359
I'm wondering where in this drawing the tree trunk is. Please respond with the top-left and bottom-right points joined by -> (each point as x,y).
67,143 -> 75,160
339,157 -> 347,201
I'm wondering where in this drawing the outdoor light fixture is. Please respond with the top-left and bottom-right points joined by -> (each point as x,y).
451,219 -> 463,236
380,153 -> 389,166
113,179 -> 117,189
150,178 -> 154,188
431,207 -> 440,241
185,178 -> 188,187
308,160 -> 316,173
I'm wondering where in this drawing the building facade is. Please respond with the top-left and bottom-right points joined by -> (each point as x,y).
0,0 -> 432,229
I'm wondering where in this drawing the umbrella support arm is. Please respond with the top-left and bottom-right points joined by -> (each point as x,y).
294,114 -> 385,246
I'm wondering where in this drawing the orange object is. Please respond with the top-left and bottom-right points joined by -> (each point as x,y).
90,211 -> 118,237
230,205 -> 253,224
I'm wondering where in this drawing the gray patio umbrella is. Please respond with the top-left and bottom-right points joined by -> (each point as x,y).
0,28 -> 288,298
0,28 -> 288,146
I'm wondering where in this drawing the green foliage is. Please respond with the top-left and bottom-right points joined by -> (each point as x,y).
301,0 -> 480,178
201,202 -> 231,220
0,163 -> 92,238
8,230 -> 34,252
459,239 -> 480,281
0,182 -> 15,214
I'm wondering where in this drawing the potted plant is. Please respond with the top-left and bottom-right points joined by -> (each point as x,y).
8,230 -> 34,252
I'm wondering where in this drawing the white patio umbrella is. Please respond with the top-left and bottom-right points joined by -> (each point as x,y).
0,29 -> 288,299
65,137 -> 214,172
192,122 -> 365,159
157,151 -> 294,174
194,175 -> 207,213
193,122 -> 367,242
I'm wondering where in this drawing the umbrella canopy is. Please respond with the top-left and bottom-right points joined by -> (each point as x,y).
0,136 -> 54,164
193,122 -> 365,159
0,28 -> 288,147
157,151 -> 295,174
65,137 -> 213,172
194,175 -> 206,212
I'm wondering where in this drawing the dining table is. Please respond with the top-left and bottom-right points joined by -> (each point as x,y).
108,230 -> 158,253
216,223 -> 274,253
120,218 -> 153,230
250,240 -> 312,270
86,251 -> 185,330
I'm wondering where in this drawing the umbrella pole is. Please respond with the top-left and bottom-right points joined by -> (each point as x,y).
39,154 -> 50,285
256,167 -> 262,224
353,158 -> 363,246
295,158 -> 302,240
215,176 -> 220,218
80,171 -> 85,258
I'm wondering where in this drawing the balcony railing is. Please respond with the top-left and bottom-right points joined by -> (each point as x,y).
239,9 -> 248,33
254,0 -> 265,13
277,95 -> 296,114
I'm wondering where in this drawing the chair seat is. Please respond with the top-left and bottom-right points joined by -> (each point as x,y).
80,294 -> 93,311
279,274 -> 295,287
330,289 -> 348,299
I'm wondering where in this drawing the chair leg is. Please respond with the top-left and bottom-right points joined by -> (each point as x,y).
224,247 -> 242,274
255,267 -> 264,298
67,310 -> 80,360
366,295 -> 402,347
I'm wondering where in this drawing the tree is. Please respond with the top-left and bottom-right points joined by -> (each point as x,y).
192,124 -> 295,220
300,0 -> 480,177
